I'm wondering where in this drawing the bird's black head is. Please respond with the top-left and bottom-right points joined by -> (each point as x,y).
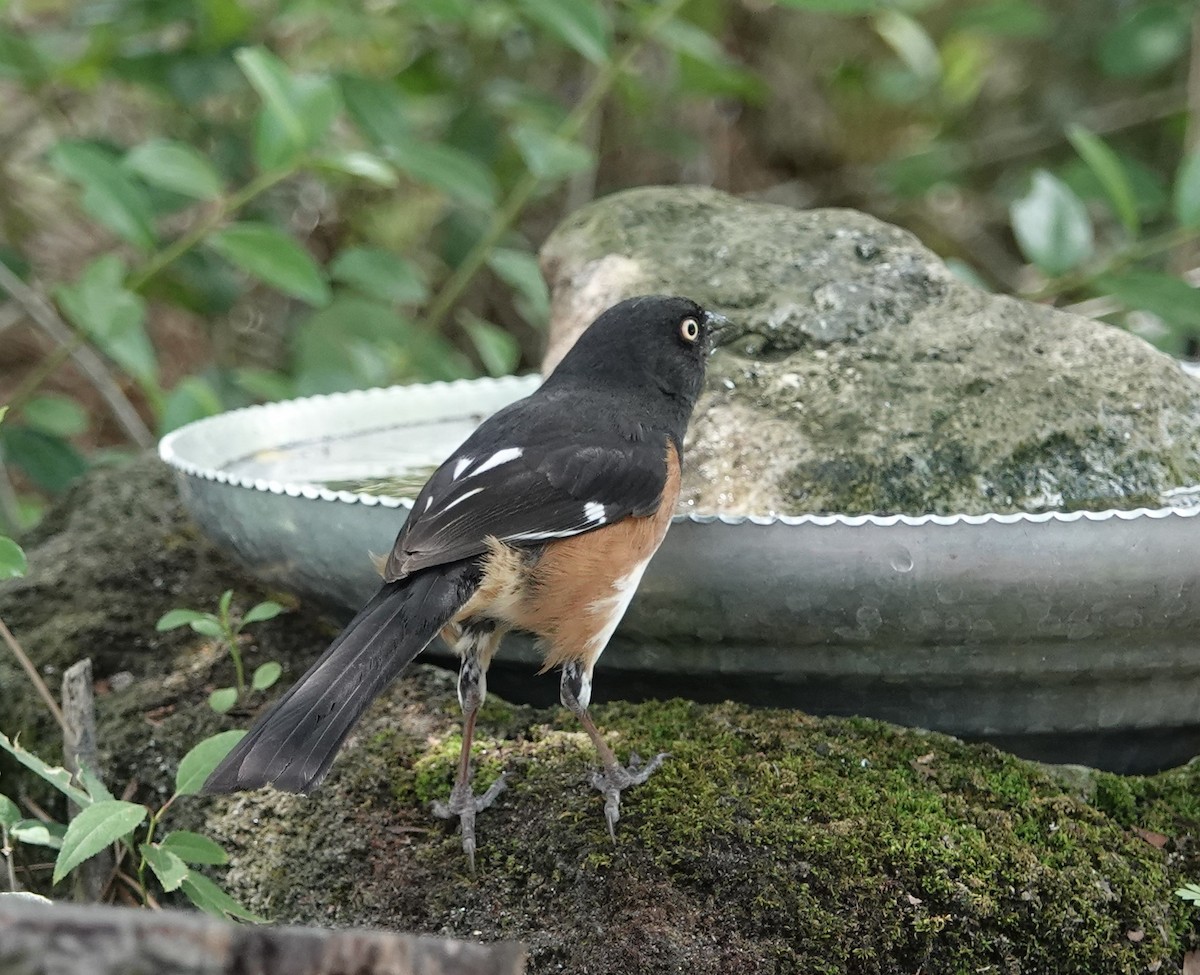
547,295 -> 721,422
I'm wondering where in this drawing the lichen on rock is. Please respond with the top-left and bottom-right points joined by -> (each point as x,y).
540,186 -> 1200,515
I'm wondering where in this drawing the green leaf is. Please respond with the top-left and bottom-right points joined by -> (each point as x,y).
330,248 -> 427,305
159,830 -> 228,866
56,256 -> 156,384
0,28 -> 48,83
242,600 -> 283,625
53,800 -> 146,884
1098,271 -> 1200,331
160,376 -> 223,435
515,0 -> 611,64
487,247 -> 549,327
175,730 -> 247,796
0,406 -> 6,424
1174,152 -> 1200,229
219,589 -> 234,617
241,53 -> 339,168
191,617 -> 225,638
47,141 -> 156,251
12,818 -> 66,849
207,223 -> 330,306
1010,170 -> 1093,277
952,1 -> 1051,38
140,843 -> 189,892
0,733 -> 91,809
313,150 -> 398,187
20,394 -> 88,438
387,140 -> 496,209
773,0 -> 882,11
78,765 -> 114,804
180,870 -> 265,922
0,794 -> 20,828
510,124 -> 593,180
232,367 -> 292,403
234,47 -> 305,144
251,661 -> 282,691
1098,3 -> 1189,78
124,139 -> 224,201
157,609 -> 211,631
1,426 -> 86,494
0,537 -> 27,579
340,75 -> 410,150
1066,125 -> 1138,234
874,11 -> 940,85
460,312 -> 520,377
1176,883 -> 1200,903
208,688 -> 238,713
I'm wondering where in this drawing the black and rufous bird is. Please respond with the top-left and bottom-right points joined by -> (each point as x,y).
204,295 -> 722,867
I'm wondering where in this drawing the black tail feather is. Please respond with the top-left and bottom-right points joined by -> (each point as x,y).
203,560 -> 477,795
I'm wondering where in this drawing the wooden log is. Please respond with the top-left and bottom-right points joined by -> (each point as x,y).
0,898 -> 526,975
61,658 -> 108,903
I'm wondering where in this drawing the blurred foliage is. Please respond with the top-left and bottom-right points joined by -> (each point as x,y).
0,0 -> 1199,529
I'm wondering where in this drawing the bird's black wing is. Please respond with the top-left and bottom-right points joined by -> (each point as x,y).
383,418 -> 669,581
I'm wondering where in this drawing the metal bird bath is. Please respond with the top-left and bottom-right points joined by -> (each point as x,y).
159,375 -> 1200,774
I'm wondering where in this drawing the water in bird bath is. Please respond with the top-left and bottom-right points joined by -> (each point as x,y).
221,416 -> 477,498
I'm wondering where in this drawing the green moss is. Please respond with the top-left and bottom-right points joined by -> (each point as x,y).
203,677 -> 1198,974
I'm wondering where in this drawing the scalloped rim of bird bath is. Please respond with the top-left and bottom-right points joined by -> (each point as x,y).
159,372 -> 1200,529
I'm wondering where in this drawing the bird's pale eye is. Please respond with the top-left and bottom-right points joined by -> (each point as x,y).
679,317 -> 700,343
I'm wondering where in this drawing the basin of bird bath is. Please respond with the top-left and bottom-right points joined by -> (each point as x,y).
159,375 -> 1200,774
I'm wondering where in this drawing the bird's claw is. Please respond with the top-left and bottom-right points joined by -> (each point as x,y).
589,751 -> 669,843
431,773 -> 507,872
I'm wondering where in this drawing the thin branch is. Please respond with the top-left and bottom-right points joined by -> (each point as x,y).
422,0 -> 693,334
1023,226 -> 1200,302
0,260 -> 152,448
1188,12 -> 1200,153
0,446 -> 23,536
0,615 -> 67,735
1,824 -> 17,892
126,166 -> 293,293
2,166 -> 294,432
0,303 -> 21,336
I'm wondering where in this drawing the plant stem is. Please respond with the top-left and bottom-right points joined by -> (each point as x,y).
1,824 -> 17,892
421,0 -> 692,334
127,167 -> 295,293
1024,225 -> 1200,302
0,259 -> 153,448
136,808 -> 162,906
4,165 -> 296,432
229,639 -> 246,697
0,614 -> 67,735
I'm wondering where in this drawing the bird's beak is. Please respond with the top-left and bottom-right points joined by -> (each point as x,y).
703,310 -> 731,354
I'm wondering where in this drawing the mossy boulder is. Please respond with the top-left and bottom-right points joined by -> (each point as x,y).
194,668 -> 1200,972
540,186 -> 1200,515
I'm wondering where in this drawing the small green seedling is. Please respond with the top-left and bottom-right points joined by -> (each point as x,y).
156,590 -> 284,713
0,730 -> 261,919
1176,883 -> 1200,905
0,407 -> 28,580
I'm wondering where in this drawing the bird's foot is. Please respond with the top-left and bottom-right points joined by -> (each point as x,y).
589,751 -> 669,842
431,773 -> 507,872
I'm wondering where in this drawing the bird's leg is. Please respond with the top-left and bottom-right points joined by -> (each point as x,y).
431,626 -> 506,871
560,660 -> 668,842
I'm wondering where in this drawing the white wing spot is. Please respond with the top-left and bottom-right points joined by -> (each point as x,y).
471,447 -> 522,476
584,501 -> 607,524
424,495 -> 433,511
439,486 -> 484,513
452,456 -> 473,479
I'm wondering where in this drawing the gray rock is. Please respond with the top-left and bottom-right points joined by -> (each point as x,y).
540,185 -> 1200,515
